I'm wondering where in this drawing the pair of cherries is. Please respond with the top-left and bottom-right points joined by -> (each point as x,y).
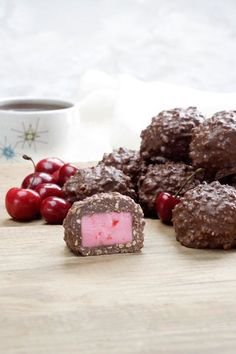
5,156 -> 77,224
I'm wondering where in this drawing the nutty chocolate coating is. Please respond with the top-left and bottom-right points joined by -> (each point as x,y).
99,147 -> 140,185
190,111 -> 236,178
138,162 -> 202,217
140,107 -> 205,162
63,192 -> 145,256
139,156 -> 168,178
63,165 -> 136,203
173,182 -> 236,249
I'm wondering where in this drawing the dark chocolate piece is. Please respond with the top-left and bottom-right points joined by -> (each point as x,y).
190,110 -> 236,178
99,147 -> 141,186
140,107 -> 205,162
173,182 -> 236,249
139,156 -> 169,178
138,162 -> 202,217
63,165 -> 136,203
63,192 -> 145,256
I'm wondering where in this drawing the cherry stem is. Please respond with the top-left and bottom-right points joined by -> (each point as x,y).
22,155 -> 36,189
174,168 -> 205,199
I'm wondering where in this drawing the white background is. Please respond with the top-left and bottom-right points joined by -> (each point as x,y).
0,0 -> 236,99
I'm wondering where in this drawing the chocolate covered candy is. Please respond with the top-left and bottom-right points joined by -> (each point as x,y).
173,182 -> 236,249
138,162 -> 202,217
139,156 -> 168,179
63,164 -> 136,203
190,111 -> 236,178
99,147 -> 141,186
63,192 -> 145,256
140,107 -> 205,162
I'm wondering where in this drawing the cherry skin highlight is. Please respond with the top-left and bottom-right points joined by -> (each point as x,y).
36,157 -> 64,174
156,192 -> 180,224
58,163 -> 77,186
40,196 -> 71,224
5,187 -> 41,221
22,172 -> 55,190
35,183 -> 65,201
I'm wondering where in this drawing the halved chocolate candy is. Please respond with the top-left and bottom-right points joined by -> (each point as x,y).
63,192 -> 145,256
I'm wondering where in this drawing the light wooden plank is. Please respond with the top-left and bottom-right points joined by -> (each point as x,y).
0,164 -> 236,354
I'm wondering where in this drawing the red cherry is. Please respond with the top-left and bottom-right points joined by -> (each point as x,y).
36,157 -> 64,174
21,172 -> 55,190
35,183 -> 64,201
52,169 -> 60,185
40,197 -> 71,224
156,192 -> 180,224
58,163 -> 77,186
5,187 -> 41,221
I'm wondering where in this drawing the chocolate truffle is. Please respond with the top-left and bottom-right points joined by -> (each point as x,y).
63,164 -> 136,203
139,155 -> 169,179
173,182 -> 236,249
138,162 -> 202,217
190,111 -> 236,178
63,192 -> 145,256
140,107 -> 205,162
99,147 -> 140,185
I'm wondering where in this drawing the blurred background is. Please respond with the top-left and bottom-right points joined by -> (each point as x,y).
0,0 -> 236,96
0,0 -> 236,160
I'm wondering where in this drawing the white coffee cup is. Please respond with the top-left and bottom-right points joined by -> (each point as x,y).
0,98 -> 79,163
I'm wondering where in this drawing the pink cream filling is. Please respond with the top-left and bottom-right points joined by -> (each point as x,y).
81,212 -> 133,248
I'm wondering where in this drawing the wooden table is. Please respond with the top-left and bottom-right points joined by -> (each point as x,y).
1,163 -> 236,354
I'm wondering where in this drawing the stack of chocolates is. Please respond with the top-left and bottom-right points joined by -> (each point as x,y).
63,107 -> 236,253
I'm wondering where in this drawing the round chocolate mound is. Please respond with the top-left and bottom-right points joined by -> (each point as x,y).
173,182 -> 236,249
190,111 -> 236,178
63,165 -> 136,203
140,107 -> 205,162
138,162 -> 202,217
99,147 -> 140,185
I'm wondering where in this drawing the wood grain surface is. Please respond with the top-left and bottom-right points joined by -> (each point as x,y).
0,163 -> 236,354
